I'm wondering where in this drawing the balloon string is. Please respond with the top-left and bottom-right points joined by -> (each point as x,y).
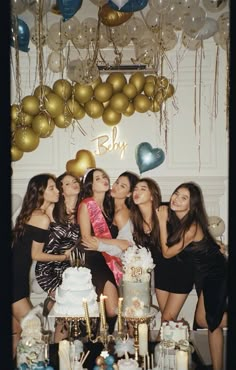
211,44 -> 219,129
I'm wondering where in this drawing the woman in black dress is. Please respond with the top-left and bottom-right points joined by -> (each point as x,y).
12,174 -> 73,358
157,182 -> 227,370
130,178 -> 194,324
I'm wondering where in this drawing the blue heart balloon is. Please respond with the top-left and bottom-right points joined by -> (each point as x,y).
108,0 -> 148,12
11,17 -> 30,52
135,142 -> 165,174
57,0 -> 83,21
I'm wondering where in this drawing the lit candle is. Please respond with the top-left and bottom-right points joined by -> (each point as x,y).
176,350 -> 188,370
118,297 -> 123,334
99,294 -> 107,330
138,323 -> 148,357
83,299 -> 91,337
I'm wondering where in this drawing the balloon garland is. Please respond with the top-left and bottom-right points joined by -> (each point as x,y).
11,72 -> 175,161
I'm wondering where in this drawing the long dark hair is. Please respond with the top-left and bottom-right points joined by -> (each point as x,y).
13,173 -> 56,241
53,172 -> 81,224
80,168 -> 114,221
117,171 -> 140,208
130,178 -> 162,250
167,182 -> 214,246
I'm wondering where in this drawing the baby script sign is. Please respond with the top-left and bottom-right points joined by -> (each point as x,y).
92,126 -> 128,159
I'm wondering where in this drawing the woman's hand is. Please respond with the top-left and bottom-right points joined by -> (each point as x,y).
82,236 -> 99,251
64,247 -> 74,260
156,205 -> 168,224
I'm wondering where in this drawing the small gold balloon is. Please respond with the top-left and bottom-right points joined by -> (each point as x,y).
73,83 -> 94,104
17,112 -> 34,126
156,75 -> 169,88
94,82 -> 113,102
102,106 -> 121,126
34,84 -> 52,99
54,110 -> 73,128
66,99 -> 85,120
106,72 -> 127,93
32,113 -> 55,138
11,104 -> 21,122
145,75 -> 157,84
11,144 -> 24,161
129,72 -> 146,94
122,83 -> 137,99
154,89 -> 166,104
11,120 -> 17,132
123,101 -> 135,116
14,127 -> 40,152
134,94 -> 151,113
22,95 -> 40,116
110,92 -> 129,113
150,99 -> 161,112
90,76 -> 102,89
53,79 -> 72,100
85,98 -> 104,119
99,4 -> 133,27
143,82 -> 156,97
44,93 -> 64,118
165,83 -> 175,98
66,149 -> 96,177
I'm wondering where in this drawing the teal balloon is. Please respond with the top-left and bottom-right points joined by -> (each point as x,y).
11,17 -> 30,52
57,0 -> 82,21
108,0 -> 148,12
135,142 -> 165,174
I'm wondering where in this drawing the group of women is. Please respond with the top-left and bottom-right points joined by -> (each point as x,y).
11,168 -> 228,370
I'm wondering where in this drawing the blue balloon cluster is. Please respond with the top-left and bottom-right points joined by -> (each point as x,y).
57,0 -> 83,21
17,362 -> 54,370
108,0 -> 148,12
93,354 -> 115,369
10,17 -> 30,53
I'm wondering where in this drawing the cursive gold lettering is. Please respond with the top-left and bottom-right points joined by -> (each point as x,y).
92,127 -> 128,159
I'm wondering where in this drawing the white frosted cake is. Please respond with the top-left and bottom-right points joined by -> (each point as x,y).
118,358 -> 139,370
54,267 -> 99,316
160,320 -> 189,342
121,245 -> 155,318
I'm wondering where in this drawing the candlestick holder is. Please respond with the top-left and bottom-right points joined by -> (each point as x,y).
122,307 -> 156,361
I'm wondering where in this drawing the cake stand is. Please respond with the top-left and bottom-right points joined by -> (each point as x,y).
122,307 -> 157,361
48,307 -> 99,339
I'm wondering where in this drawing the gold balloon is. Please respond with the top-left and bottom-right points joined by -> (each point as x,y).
44,93 -> 64,118
17,112 -> 34,126
22,95 -> 40,116
123,102 -> 135,117
90,76 -> 102,89
99,4 -> 133,27
11,144 -> 24,161
66,149 -> 96,177
53,79 -> 72,100
156,75 -> 169,88
66,99 -> 85,120
32,113 -> 55,138
11,120 -> 17,132
150,99 -> 161,112
122,83 -> 137,99
54,109 -> 73,128
110,93 -> 129,113
85,98 -> 104,119
165,83 -> 175,98
129,72 -> 146,94
145,75 -> 157,84
34,84 -> 52,99
11,104 -> 21,122
102,106 -> 121,126
154,89 -> 166,105
106,72 -> 127,93
94,82 -> 113,102
143,82 -> 156,97
134,94 -> 151,113
14,127 -> 40,152
73,83 -> 94,104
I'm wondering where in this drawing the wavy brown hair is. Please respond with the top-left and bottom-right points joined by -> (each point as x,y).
130,178 -> 162,251
53,172 -> 81,224
13,173 -> 56,241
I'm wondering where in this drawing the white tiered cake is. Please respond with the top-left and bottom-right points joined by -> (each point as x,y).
160,320 -> 189,342
121,245 -> 155,318
54,266 -> 99,317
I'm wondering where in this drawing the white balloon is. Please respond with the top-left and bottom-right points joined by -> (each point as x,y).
194,17 -> 218,40
183,6 -> 206,37
182,31 -> 201,50
48,51 -> 66,73
12,193 -> 22,214
127,16 -> 146,42
149,0 -> 170,14
202,0 -> 227,13
208,216 -> 225,238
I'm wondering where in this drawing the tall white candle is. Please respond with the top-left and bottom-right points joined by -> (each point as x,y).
138,323 -> 148,357
83,299 -> 91,337
118,297 -> 123,334
99,294 -> 107,330
176,350 -> 188,370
